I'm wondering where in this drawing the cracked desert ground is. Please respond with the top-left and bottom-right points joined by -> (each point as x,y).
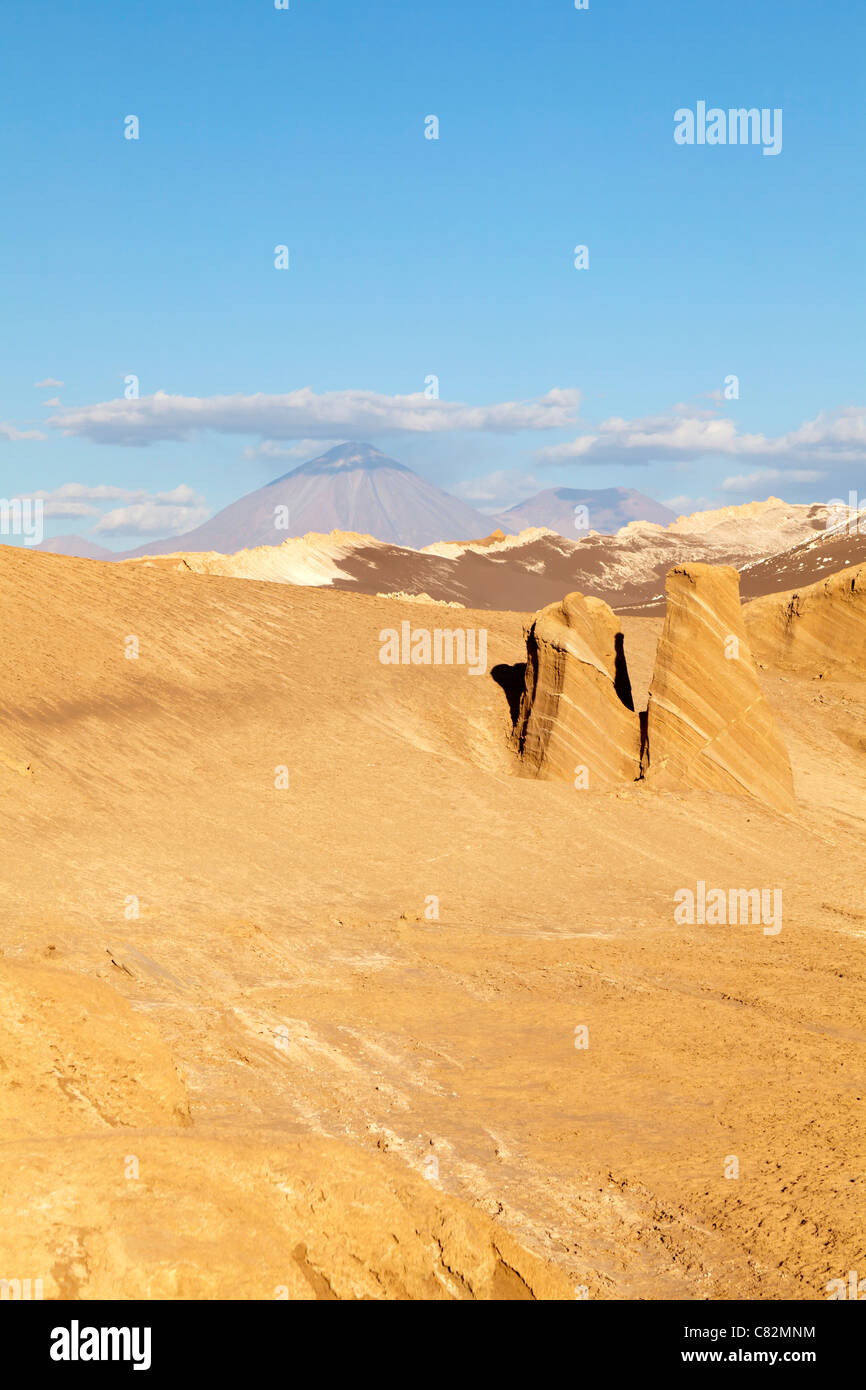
1,545 -> 863,1300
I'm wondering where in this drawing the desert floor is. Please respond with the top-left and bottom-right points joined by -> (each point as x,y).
0,547 -> 863,1299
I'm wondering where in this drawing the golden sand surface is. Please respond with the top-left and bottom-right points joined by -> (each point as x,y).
0,547 -> 863,1299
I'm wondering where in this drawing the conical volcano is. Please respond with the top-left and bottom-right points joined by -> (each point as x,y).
123,442 -> 501,555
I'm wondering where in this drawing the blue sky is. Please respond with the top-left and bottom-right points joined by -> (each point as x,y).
1,0 -> 864,547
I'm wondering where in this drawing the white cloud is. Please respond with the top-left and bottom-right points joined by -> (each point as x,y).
28,482 -> 209,536
453,469 -> 542,508
662,495 -> 718,514
42,500 -> 100,519
47,386 -> 583,445
92,501 -> 210,536
151,483 -> 202,506
34,378 -> 64,388
34,483 -> 133,502
42,397 -> 62,407
34,482 -> 203,505
0,422 -> 45,441
241,438 -> 343,463
536,407 -> 866,467
537,388 -> 582,407
721,467 -> 826,493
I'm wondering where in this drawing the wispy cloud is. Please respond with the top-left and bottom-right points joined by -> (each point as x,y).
453,469 -> 542,509
662,495 -> 717,514
536,407 -> 866,466
92,499 -> 210,536
35,482 -> 202,504
41,500 -> 101,519
0,422 -> 45,441
241,438 -> 343,463
721,468 -> 826,493
34,377 -> 64,389
30,482 -> 208,536
48,386 -> 583,446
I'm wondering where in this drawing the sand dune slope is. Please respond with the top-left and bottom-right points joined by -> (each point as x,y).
0,546 -> 864,1299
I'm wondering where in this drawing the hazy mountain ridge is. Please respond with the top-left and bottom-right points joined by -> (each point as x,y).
121,443 -> 509,555
118,496 -> 855,613
31,533 -> 116,560
495,485 -> 677,536
33,443 -> 680,557
28,449 -> 850,599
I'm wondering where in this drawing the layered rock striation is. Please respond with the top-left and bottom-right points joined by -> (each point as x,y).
744,561 -> 866,676
513,591 -> 641,787
513,564 -> 795,811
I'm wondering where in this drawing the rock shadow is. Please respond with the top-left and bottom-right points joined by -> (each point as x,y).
613,632 -> 634,712
491,661 -> 527,727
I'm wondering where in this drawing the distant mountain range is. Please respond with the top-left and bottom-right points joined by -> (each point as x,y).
115,498 -> 848,614
32,441 -> 679,557
31,533 -> 115,561
118,442 -> 499,556
494,486 -> 676,535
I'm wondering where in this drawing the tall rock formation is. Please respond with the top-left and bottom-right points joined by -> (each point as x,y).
513,591 -> 641,787
645,564 -> 794,810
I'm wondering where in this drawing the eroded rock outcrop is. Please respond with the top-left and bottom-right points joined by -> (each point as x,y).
645,564 -> 794,810
0,960 -> 191,1139
513,591 -> 641,786
0,1133 -> 575,1299
744,561 -> 866,676
0,956 -> 575,1299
